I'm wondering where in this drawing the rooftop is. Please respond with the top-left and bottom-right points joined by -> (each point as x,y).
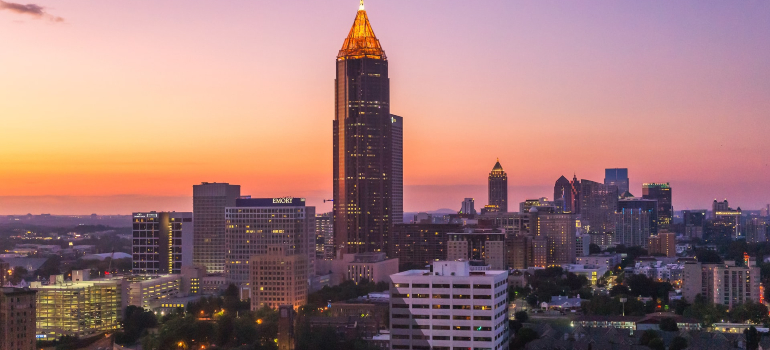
338,1 -> 385,60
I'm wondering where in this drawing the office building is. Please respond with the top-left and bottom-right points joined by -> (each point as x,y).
389,260 -> 510,350
642,183 -> 672,231
333,3 -> 399,256
530,236 -> 548,268
459,198 -> 476,216
712,201 -> 742,239
554,176 -> 573,213
318,252 -> 398,285
614,209 -> 651,248
32,276 -> 122,340
519,197 -> 560,214
124,274 -> 183,310
712,199 -> 730,217
446,229 -> 506,270
604,168 -> 629,195
580,180 -> 618,234
481,212 -> 529,237
389,223 -> 462,269
193,182 -> 240,274
531,210 -> 578,265
648,232 -> 676,257
575,233 -> 591,257
682,210 -> 707,239
225,197 -> 314,285
0,287 -> 36,350
618,197 -> 658,234
392,114 -> 404,225
682,259 -> 760,309
746,217 -> 769,244
315,212 -> 334,260
249,245 -> 308,311
132,211 -> 193,274
488,159 -> 508,213
505,235 -> 531,270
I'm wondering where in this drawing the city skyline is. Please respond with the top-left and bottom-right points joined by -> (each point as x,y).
2,0 -> 770,215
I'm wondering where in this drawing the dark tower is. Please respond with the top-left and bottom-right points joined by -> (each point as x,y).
488,159 -> 508,212
643,183 -> 672,230
333,1 -> 394,256
570,174 -> 581,214
554,176 -> 573,213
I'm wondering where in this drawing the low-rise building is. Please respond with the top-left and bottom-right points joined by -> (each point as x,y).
124,274 -> 182,310
561,264 -> 608,285
682,259 -> 761,308
576,254 -> 622,269
317,252 -> 398,286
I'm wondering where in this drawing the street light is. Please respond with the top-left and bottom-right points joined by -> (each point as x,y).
619,297 -> 627,317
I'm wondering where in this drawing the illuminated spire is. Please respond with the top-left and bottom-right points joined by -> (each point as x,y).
492,159 -> 504,172
338,1 -> 386,60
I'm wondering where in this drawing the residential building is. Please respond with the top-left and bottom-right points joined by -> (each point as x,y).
530,236 -> 548,268
32,276 -> 122,340
576,254 -> 622,270
446,229 -> 506,270
712,203 -> 742,239
580,180 -> 618,234
193,182 -> 240,274
488,159 -> 508,213
614,208 -> 651,248
131,211 -> 193,274
561,264 -> 607,285
224,197 -> 315,285
648,232 -> 676,257
682,259 -> 761,308
0,287 -> 36,350
389,224 -> 462,269
604,168 -> 629,195
315,212 -> 334,260
333,3 -> 399,257
389,261 -> 510,350
642,183 -> 672,231
746,217 -> 769,243
575,234 -> 591,257
531,210 -> 577,265
249,245 -> 308,310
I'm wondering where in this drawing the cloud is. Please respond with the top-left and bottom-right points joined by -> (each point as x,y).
0,1 -> 63,22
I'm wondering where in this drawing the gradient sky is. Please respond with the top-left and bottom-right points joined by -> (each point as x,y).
1,1 -> 769,215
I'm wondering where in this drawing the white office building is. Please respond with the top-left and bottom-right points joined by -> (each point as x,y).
389,261 -> 509,350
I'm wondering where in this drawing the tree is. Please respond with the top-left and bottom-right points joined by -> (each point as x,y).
730,301 -> 769,324
694,248 -> 722,263
609,285 -> 630,297
589,244 -> 602,255
510,327 -> 538,350
647,338 -> 665,350
669,336 -> 688,350
745,326 -> 760,350
659,317 -> 678,332
514,311 -> 528,323
639,330 -> 659,346
10,266 -> 28,284
115,305 -> 158,345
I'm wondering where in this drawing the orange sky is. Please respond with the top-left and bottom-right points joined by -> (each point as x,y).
1,1 -> 769,215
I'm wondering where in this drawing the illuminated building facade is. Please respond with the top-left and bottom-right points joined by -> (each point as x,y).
446,229 -> 506,270
642,183 -> 672,231
614,208 -> 651,248
132,211 -> 193,274
124,274 -> 182,310
249,245 -> 307,311
682,210 -> 706,239
488,159 -> 508,213
647,231 -> 676,257
0,287 -> 36,350
333,3 -> 400,256
604,168 -> 629,195
315,212 -> 334,260
193,182 -> 241,274
618,197 -> 658,234
682,259 -> 760,309
530,211 -> 578,265
225,197 -> 314,286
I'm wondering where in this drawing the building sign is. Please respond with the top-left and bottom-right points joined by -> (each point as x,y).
273,197 -> 294,204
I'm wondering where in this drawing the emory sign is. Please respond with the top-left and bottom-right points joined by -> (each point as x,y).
272,197 -> 294,204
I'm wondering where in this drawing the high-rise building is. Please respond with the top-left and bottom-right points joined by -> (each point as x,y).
682,210 -> 707,239
131,211 -> 193,275
392,114 -> 404,225
224,197 -> 314,286
0,287 -> 36,350
618,197 -> 658,234
0,261 -> 9,286
642,183 -> 672,230
333,3 -> 398,256
554,176 -> 573,213
389,223 -> 463,269
604,168 -> 629,195
711,201 -> 742,239
712,199 -> 730,218
505,235 -> 531,270
446,229 -> 506,270
389,261 -> 510,350
488,159 -> 508,213
614,209 -> 651,248
250,245 -> 308,311
580,180 -> 618,234
571,174 -> 582,214
530,209 -> 578,265
459,198 -> 476,215
648,231 -> 676,257
682,259 -> 760,309
575,233 -> 591,257
193,182 -> 240,273
315,212 -> 334,260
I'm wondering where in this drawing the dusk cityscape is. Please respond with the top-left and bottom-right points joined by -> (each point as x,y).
1,1 -> 770,350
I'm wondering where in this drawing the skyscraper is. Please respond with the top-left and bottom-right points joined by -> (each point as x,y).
530,209 -> 578,265
392,114 -> 403,224
618,197 -> 658,234
488,159 -> 508,212
132,211 -> 193,274
193,182 -> 240,273
642,183 -> 672,230
604,168 -> 629,195
459,198 -> 476,215
580,180 -> 619,235
554,175 -> 573,213
333,2 -> 398,256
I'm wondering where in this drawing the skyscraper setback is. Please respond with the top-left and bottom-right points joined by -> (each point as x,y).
488,159 -> 508,212
333,3 -> 402,256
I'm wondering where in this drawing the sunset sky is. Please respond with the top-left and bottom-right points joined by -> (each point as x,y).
1,0 -> 769,215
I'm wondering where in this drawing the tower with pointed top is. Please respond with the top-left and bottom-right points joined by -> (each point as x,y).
334,2 -> 400,256
488,159 -> 508,213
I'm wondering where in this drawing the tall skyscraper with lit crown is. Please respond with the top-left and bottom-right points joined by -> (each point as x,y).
488,159 -> 508,212
333,1 -> 401,256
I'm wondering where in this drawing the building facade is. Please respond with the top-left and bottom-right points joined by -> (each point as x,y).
249,245 -> 308,311
682,260 -> 761,309
531,211 -> 578,265
224,197 -> 314,286
132,211 -> 193,274
642,183 -> 672,231
580,180 -> 618,234
0,288 -> 36,350
618,197 -> 658,235
604,168 -> 629,195
389,224 -> 463,269
333,4 -> 399,256
614,208 -> 651,248
193,182 -> 240,274
554,176 -> 573,213
648,232 -> 676,257
389,261 -> 510,350
315,212 -> 334,260
124,274 -> 183,310
446,230 -> 506,270
488,159 -> 508,213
